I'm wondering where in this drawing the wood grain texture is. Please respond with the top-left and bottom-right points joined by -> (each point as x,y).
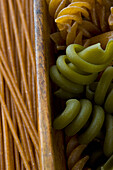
34,0 -> 66,169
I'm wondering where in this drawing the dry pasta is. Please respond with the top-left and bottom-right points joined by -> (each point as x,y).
53,98 -> 105,144
86,66 -> 113,114
66,135 -> 90,170
47,0 -> 113,49
50,40 -> 113,99
0,0 -> 40,169
48,0 -> 113,169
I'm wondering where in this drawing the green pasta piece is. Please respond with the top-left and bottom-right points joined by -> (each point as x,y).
53,99 -> 80,129
78,43 -> 105,64
50,65 -> 84,93
103,114 -> 113,157
65,99 -> 92,136
94,66 -> 113,105
78,105 -> 105,144
104,89 -> 113,114
68,63 -> 88,75
78,40 -> 113,64
66,40 -> 113,73
56,55 -> 98,85
101,154 -> 113,170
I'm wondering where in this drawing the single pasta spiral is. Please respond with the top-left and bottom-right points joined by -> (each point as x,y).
55,1 -> 92,42
66,135 -> 91,170
50,40 -> 113,97
66,40 -> 113,73
86,66 -> 113,114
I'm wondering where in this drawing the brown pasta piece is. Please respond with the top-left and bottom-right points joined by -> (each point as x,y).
11,104 -> 20,170
0,71 -> 11,170
108,7 -> 113,30
66,136 -> 90,170
0,8 -> 11,169
0,75 -> 5,170
72,156 -> 89,170
83,31 -> 113,49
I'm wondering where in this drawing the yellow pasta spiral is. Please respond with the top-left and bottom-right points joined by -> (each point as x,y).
66,135 -> 91,170
47,0 -> 68,19
55,1 -> 93,45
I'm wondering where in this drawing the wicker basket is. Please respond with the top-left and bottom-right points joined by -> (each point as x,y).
34,0 -> 66,169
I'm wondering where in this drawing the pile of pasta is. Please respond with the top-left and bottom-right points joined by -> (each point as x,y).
0,0 -> 40,169
47,0 -> 113,169
47,0 -> 113,50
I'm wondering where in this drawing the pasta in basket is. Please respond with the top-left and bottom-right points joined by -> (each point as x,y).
47,0 -> 113,169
